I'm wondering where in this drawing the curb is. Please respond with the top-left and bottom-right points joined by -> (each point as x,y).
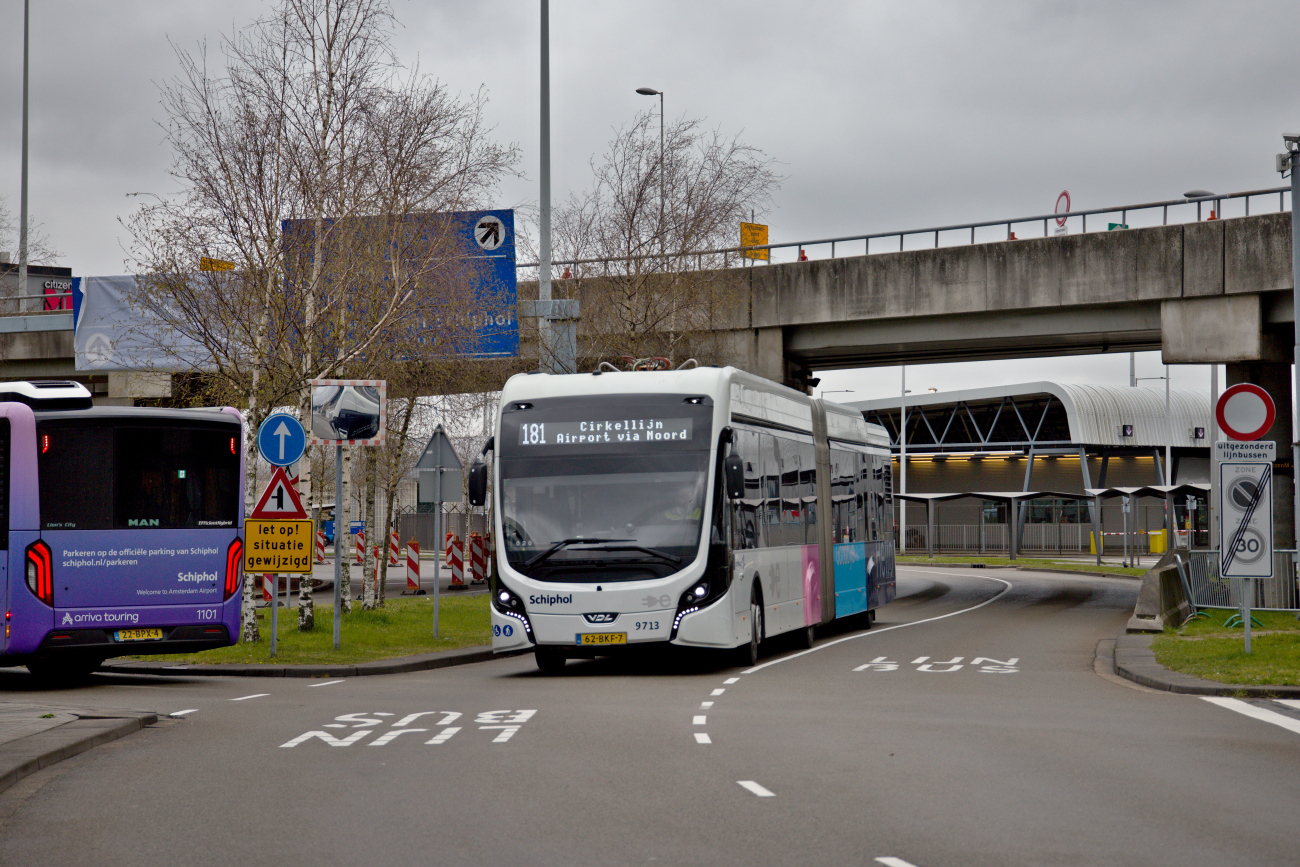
0,710 -> 158,795
101,644 -> 530,678
898,560 -> 1139,580
1112,633 -> 1300,697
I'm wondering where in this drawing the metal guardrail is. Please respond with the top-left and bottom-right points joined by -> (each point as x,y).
1183,549 -> 1299,611
518,186 -> 1291,270
0,289 -> 73,316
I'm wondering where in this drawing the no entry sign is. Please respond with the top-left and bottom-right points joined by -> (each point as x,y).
1216,384 -> 1276,441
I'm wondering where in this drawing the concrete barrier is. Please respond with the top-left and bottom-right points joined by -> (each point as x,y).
1127,552 -> 1193,633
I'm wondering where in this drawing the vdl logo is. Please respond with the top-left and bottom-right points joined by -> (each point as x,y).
128,518 -> 160,527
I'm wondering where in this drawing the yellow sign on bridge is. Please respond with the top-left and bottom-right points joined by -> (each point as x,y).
739,222 -> 769,261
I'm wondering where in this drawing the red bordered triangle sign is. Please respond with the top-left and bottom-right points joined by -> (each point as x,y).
250,465 -> 309,519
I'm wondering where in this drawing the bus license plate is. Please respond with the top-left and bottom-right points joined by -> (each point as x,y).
115,628 -> 164,642
576,632 -> 626,646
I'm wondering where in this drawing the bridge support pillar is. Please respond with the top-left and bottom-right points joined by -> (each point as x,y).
1226,362 -> 1295,549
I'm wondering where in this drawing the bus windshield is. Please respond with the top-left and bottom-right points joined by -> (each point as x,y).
37,417 -> 240,531
499,393 -> 713,582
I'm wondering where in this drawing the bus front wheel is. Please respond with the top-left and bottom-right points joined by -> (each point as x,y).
736,584 -> 763,667
535,646 -> 566,673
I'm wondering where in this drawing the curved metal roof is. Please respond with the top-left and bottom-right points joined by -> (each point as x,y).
850,381 -> 1212,448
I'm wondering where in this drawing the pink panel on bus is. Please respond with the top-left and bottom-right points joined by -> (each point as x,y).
802,545 -> 820,626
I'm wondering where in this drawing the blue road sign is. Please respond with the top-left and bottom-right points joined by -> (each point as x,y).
258,413 -> 307,467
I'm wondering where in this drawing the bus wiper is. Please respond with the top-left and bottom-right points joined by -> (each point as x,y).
525,538 -> 634,568
584,545 -> 682,566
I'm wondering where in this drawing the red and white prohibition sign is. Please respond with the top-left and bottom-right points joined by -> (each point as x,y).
1216,383 -> 1276,441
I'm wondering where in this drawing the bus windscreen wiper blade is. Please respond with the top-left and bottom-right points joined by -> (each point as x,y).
525,538 -> 634,568
584,545 -> 682,566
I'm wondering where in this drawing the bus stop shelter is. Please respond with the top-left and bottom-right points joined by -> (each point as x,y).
894,490 -> 1091,560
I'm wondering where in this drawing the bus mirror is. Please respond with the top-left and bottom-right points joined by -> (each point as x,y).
468,459 -> 488,506
723,453 -> 745,499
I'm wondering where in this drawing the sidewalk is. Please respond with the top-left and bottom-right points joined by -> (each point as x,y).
1110,633 -> 1300,697
0,703 -> 157,795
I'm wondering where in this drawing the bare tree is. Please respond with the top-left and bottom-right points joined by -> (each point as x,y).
125,0 -> 519,636
0,195 -> 61,266
553,112 -> 780,367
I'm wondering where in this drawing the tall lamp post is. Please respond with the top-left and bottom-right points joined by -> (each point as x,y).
636,87 -> 665,257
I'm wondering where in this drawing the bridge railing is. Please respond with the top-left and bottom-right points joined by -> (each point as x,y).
0,289 -> 73,317
519,185 -> 1291,272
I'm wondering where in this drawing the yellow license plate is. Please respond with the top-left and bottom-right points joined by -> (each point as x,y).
576,632 -> 627,646
116,628 -> 164,642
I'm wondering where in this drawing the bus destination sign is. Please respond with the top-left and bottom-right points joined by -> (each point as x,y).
518,417 -> 693,447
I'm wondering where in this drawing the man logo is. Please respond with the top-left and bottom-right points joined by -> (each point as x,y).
128,518 -> 160,527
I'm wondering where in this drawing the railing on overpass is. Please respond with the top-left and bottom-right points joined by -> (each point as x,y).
519,185 -> 1291,271
0,289 -> 73,317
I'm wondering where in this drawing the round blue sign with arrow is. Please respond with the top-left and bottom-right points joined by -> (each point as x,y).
257,412 -> 307,467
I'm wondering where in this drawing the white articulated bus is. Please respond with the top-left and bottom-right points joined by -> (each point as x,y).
469,366 -> 896,671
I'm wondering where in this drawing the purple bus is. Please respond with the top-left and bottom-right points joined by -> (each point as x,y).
1,381 -> 244,678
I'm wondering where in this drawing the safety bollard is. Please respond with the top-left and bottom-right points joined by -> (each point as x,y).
469,533 -> 487,584
261,573 -> 274,602
389,531 -> 400,566
355,529 -> 365,565
315,530 -> 326,564
447,534 -> 465,589
402,540 -> 424,595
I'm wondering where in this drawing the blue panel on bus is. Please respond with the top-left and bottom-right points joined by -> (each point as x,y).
833,542 -> 868,617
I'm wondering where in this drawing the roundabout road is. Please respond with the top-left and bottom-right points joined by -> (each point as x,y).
2,566 -> 1298,867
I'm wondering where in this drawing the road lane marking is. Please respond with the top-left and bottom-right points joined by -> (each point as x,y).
171,709 -> 198,717
737,780 -> 774,797
694,733 -> 712,744
231,693 -> 270,701
308,680 -> 344,688
700,701 -> 714,709
710,688 -> 726,696
693,716 -> 707,725
724,677 -> 739,684
1202,697 -> 1300,736
875,858 -> 920,867
1276,699 -> 1300,711
743,576 -> 1014,674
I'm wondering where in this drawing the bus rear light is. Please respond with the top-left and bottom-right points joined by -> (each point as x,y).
25,541 -> 53,607
230,437 -> 237,455
224,538 -> 243,600
41,433 -> 50,454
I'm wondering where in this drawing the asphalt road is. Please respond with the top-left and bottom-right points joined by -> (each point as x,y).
2,565 -> 1299,867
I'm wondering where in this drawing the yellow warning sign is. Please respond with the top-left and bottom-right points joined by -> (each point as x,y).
200,257 -> 236,271
739,222 -> 769,261
243,519 -> 314,573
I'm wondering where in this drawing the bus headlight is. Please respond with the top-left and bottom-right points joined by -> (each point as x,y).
491,583 -> 534,639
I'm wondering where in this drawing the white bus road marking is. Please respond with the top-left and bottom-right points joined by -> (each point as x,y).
737,780 -> 774,797
1202,697 -> 1300,737
700,701 -> 714,709
724,677 -> 739,684
875,858 -> 921,867
693,716 -> 707,725
694,733 -> 712,744
710,688 -> 726,696
854,656 -> 1019,674
1276,699 -> 1300,711
308,680 -> 344,688
170,709 -> 198,717
279,710 -> 533,747
231,694 -> 270,701
742,576 -> 1014,674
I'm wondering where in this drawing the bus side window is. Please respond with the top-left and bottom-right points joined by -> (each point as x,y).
731,428 -> 763,550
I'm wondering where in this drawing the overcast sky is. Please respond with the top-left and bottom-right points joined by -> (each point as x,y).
1,1 -> 1296,401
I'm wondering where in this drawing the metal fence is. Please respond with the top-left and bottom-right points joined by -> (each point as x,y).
905,523 -> 1153,555
1182,550 -> 1300,611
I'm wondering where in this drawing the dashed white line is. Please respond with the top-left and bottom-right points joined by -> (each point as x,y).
308,680 -> 344,688
710,688 -> 726,696
171,709 -> 198,717
700,701 -> 714,709
1202,697 -> 1300,736
693,715 -> 707,725
694,732 -> 712,744
737,780 -> 774,797
724,677 -> 739,684
875,858 -> 920,867
230,693 -> 270,702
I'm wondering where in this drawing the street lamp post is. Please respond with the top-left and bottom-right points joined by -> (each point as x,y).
636,87 -> 665,258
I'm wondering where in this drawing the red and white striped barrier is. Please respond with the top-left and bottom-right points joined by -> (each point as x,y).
372,545 -> 382,596
315,530 -> 326,564
355,529 -> 365,565
469,533 -> 487,584
262,573 -> 274,602
446,533 -> 465,588
389,531 -> 400,566
486,533 -> 494,581
404,540 -> 423,594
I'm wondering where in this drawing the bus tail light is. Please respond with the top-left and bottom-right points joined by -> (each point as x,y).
25,541 -> 53,607
225,538 -> 243,600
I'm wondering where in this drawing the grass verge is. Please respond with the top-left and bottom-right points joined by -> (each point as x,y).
128,594 -> 491,666
1152,609 -> 1300,686
896,554 -> 1145,578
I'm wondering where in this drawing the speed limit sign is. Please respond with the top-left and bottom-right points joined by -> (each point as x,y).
1218,450 -> 1274,579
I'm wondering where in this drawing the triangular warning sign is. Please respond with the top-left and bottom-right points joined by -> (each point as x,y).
250,465 -> 310,519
